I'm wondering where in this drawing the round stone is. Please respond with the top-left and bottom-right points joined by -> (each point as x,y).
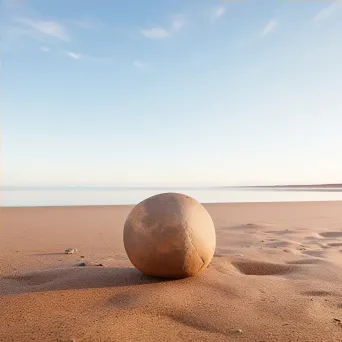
123,193 -> 216,279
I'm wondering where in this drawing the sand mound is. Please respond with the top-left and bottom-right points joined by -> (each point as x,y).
319,231 -> 342,238
264,240 -> 293,248
231,260 -> 296,276
328,242 -> 342,247
302,250 -> 327,258
224,223 -> 275,232
266,229 -> 296,235
286,259 -> 323,265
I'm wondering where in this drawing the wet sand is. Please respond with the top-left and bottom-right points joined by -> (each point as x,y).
1,202 -> 342,341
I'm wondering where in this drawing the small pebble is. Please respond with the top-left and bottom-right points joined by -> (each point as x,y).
78,262 -> 87,267
236,254 -> 243,257
80,256 -> 86,259
233,329 -> 242,334
65,248 -> 78,255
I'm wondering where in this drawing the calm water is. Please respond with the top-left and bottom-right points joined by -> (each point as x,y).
2,187 -> 342,207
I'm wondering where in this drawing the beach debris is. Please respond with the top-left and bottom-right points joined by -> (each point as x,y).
80,255 -> 86,259
77,262 -> 103,267
65,248 -> 78,254
235,254 -> 243,257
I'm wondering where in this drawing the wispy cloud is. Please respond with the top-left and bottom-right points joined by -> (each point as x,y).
313,2 -> 342,22
15,17 -> 69,41
133,60 -> 147,70
64,51 -> 82,60
172,16 -> 185,31
38,46 -> 111,64
141,15 -> 185,39
141,27 -> 170,39
70,17 -> 104,30
212,7 -> 226,21
63,50 -> 112,64
261,20 -> 278,37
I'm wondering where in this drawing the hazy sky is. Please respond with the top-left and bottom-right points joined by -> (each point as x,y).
2,0 -> 342,186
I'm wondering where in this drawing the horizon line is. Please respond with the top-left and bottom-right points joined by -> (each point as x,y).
2,183 -> 342,190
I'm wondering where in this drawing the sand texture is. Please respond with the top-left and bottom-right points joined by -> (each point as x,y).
1,202 -> 342,341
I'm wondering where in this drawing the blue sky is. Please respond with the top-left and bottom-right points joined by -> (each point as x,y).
2,0 -> 342,186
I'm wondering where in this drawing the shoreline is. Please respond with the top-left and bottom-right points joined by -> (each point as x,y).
2,199 -> 342,209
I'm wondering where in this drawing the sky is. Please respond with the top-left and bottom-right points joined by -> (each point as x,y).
1,0 -> 342,186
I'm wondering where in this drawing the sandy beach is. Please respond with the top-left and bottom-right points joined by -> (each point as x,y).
1,201 -> 342,341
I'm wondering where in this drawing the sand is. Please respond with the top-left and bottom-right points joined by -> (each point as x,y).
1,202 -> 342,342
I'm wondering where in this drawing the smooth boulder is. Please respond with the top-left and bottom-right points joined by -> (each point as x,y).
123,193 -> 216,279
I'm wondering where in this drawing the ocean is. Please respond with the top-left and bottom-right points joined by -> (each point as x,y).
2,187 -> 342,207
